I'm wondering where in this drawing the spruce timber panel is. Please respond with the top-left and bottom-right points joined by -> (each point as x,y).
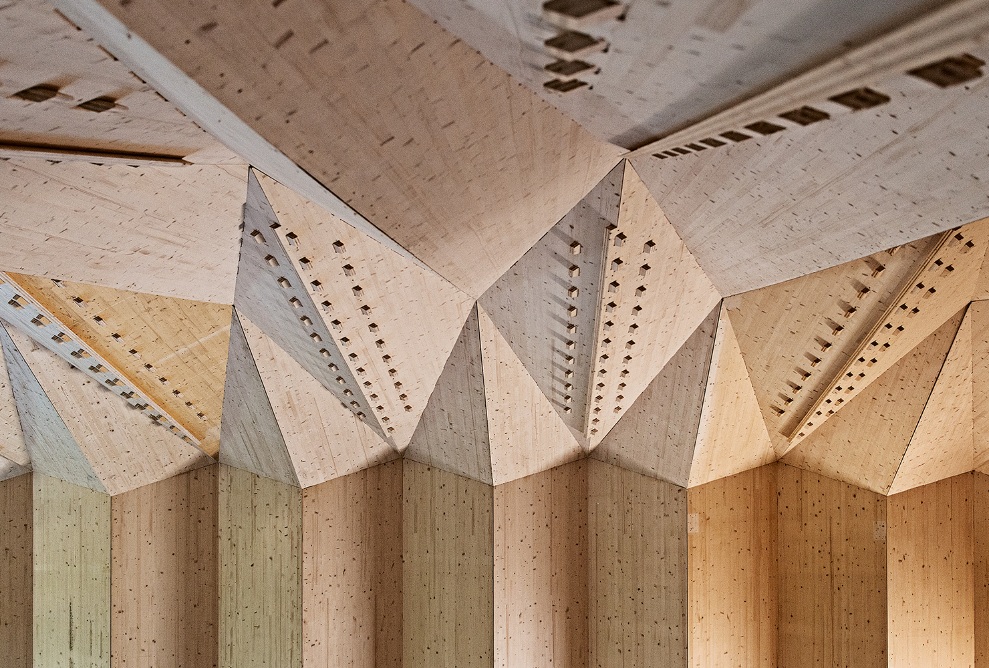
976,472 -> 989,668
0,472 -> 32,668
33,473 -> 111,668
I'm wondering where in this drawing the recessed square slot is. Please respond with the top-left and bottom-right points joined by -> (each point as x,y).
908,54 -> 985,88
779,106 -> 830,125
829,87 -> 890,110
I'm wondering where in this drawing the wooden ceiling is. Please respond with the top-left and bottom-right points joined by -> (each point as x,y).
0,0 -> 987,495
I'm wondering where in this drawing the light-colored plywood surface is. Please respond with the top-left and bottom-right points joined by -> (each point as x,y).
219,313 -> 297,487
0,325 -> 28,466
111,466 -> 218,668
593,304 -> 719,487
975,472 -> 989,668
588,459 -> 687,667
218,464 -> 302,668
478,305 -> 583,485
888,473 -> 976,667
238,314 -> 397,488
403,460 -> 493,668
302,461 -> 403,668
690,304 -> 775,487
891,307 -> 975,494
0,322 -> 103,491
971,302 -> 989,474
0,472 -> 32,668
494,461 -> 587,668
783,310 -> 963,495
33,473 -> 111,668
688,465 -> 778,668
777,464 -> 887,668
0,454 -> 30,482
0,158 -> 246,303
406,305 -> 492,484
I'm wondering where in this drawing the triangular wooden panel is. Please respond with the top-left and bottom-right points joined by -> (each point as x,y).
480,161 -> 622,436
587,162 -> 722,448
593,303 -> 719,487
0,454 -> 30,483
689,304 -> 774,488
0,321 -> 103,492
0,329 -> 28,466
238,314 -> 397,488
256,171 -> 474,450
478,305 -> 583,485
219,311 -> 298,487
971,301 -> 989,473
5,324 -> 210,495
784,310 -> 964,495
407,305 -> 492,484
890,307 -> 974,494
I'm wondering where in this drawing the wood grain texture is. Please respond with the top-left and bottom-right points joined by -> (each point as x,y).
588,459 -> 687,667
891,307 -> 974,494
301,460 -> 403,668
494,460 -> 588,668
777,464 -> 887,668
0,327 -> 27,465
690,304 -> 774,487
81,0 -> 623,297
783,310 -> 963,495
0,453 -> 30,482
478,304 -> 583,485
403,460 -> 493,668
33,473 -> 111,668
971,302 -> 989,474
111,466 -> 218,668
593,304 -> 719,486
407,305 -> 492,484
0,472 -> 32,668
218,464 -> 302,668
888,473 -> 976,667
975,472 -> 989,668
0,158 -> 246,303
688,464 -> 778,668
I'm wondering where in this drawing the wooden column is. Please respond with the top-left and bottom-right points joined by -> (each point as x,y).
0,472 -> 32,668
976,472 -> 989,668
494,460 -> 588,667
777,464 -> 887,667
588,459 -> 688,667
887,473 -> 976,666
33,473 -> 112,668
688,464 -> 778,667
110,466 -> 218,667
403,460 -> 494,667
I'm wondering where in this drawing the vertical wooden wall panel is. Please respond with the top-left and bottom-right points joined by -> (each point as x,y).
219,465 -> 302,668
403,460 -> 494,667
588,459 -> 687,667
494,460 -> 588,668
302,460 -> 403,668
688,464 -> 778,667
777,465 -> 887,668
110,466 -> 218,667
33,473 -> 111,668
976,472 -> 989,668
888,473 -> 976,667
0,473 -> 32,668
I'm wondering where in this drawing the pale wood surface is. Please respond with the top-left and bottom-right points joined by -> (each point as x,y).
6,324 -> 211,495
81,0 -> 623,297
888,473 -> 976,667
975,472 -> 989,668
403,460 -> 493,667
891,307 -> 975,494
0,323 -> 103,491
219,313 -> 297,487
0,454 -> 30,482
971,302 -> 989,474
0,473 -> 32,668
593,304 -> 719,487
238,314 -> 397,488
0,158 -> 246,303
111,467 -> 218,668
406,305 -> 492,484
218,465 -> 302,668
777,464 -> 887,668
302,461 -> 403,668
690,304 -> 775,487
688,465 -> 778,668
588,459 -> 687,667
9,273 -> 232,455
494,461 -> 588,668
783,311 -> 963,495
478,305 -> 583,485
33,474 -> 111,668
0,325 -> 28,465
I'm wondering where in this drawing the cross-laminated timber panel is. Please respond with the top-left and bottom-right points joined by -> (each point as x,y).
0,472 -> 32,668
